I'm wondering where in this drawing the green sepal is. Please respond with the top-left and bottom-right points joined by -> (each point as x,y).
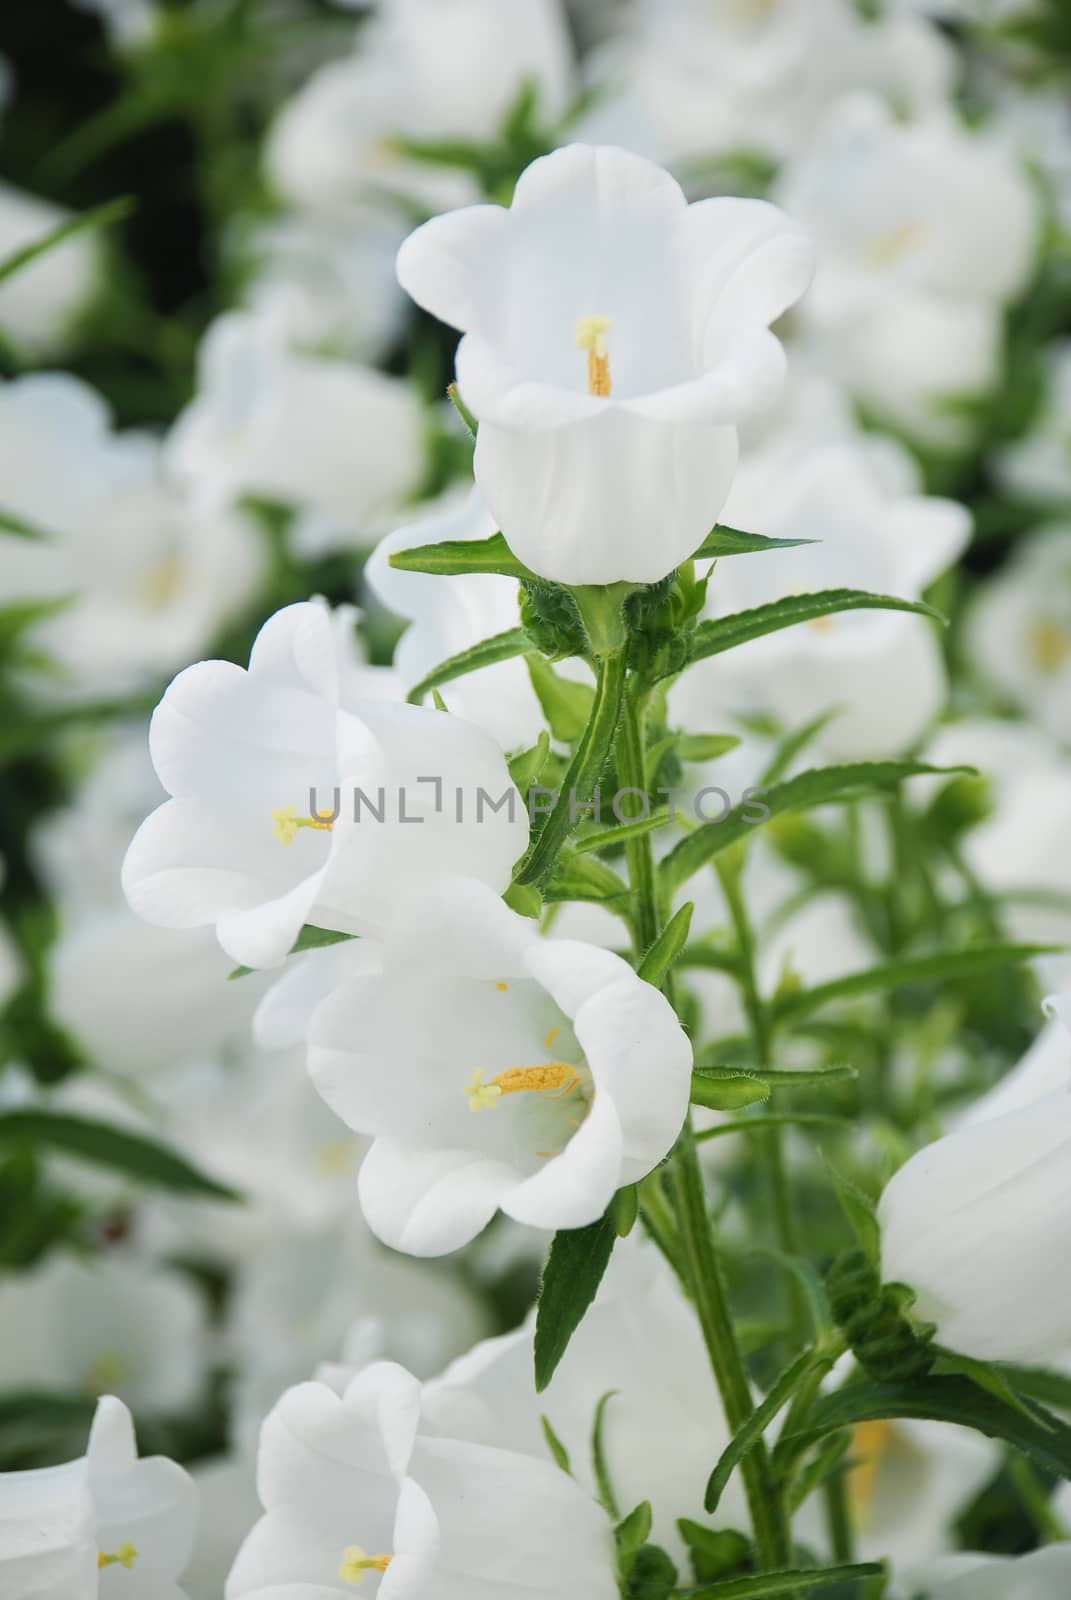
826,1248 -> 936,1383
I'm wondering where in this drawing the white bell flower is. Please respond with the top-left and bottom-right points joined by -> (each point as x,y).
878,1086 -> 1071,1362
0,1395 -> 196,1600
777,96 -> 1041,448
904,1546 -> 1071,1600
121,599 -> 528,968
165,312 -> 425,556
0,375 -> 263,697
0,184 -> 100,356
226,1359 -> 617,1600
958,997 -> 1071,1128
303,876 -> 692,1254
397,142 -> 814,585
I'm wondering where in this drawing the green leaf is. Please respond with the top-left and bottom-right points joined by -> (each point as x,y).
540,1414 -> 572,1475
637,902 -> 694,988
689,590 -> 944,668
998,1364 -> 1071,1413
542,848 -> 630,907
0,196 -> 134,291
770,943 -> 1059,1023
0,1110 -> 239,1200
660,761 -> 972,893
747,1249 -> 834,1345
387,530 -> 535,580
228,924 -> 355,980
0,507 -> 57,542
613,1182 -> 640,1238
503,881 -> 542,919
615,1501 -> 653,1563
691,524 -> 817,561
508,730 -> 551,793
761,709 -> 844,787
676,733 -> 743,761
682,1562 -> 885,1598
572,810 -> 671,855
747,1065 -> 858,1090
677,1522 -> 751,1585
534,1210 -> 616,1392
694,1112 -> 851,1142
526,654 -> 595,742
706,1349 -> 822,1513
405,627 -> 531,705
591,1390 -> 621,1517
823,1158 -> 881,1264
775,1376 -> 1071,1484
624,1545 -> 678,1600
690,1068 -> 770,1112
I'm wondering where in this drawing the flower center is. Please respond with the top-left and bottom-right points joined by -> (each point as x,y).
1028,617 -> 1071,675
271,804 -> 335,845
575,314 -> 612,398
340,1545 -> 393,1585
82,1349 -> 130,1395
465,1023 -> 584,1112
864,221 -> 924,269
98,1543 -> 138,1570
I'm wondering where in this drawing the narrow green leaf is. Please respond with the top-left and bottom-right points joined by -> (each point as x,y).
746,1065 -> 858,1090
998,1364 -> 1071,1413
591,1391 -> 621,1518
747,1249 -> 834,1345
661,762 -> 972,893
823,1158 -> 881,1264
761,709 -> 844,787
706,1349 -> 821,1513
637,902 -> 694,988
0,196 -> 134,291
677,1522 -> 751,1586
689,590 -> 944,668
936,1352 -> 1053,1427
540,1414 -> 572,1475
543,848 -> 630,907
786,1430 -> 851,1513
691,525 -> 817,561
676,733 -> 742,761
228,924 -> 355,980
406,627 -> 530,705
0,507 -> 57,542
683,1563 -> 884,1599
387,530 -> 535,580
572,810 -> 671,855
534,1211 -> 616,1391
613,1183 -> 640,1237
690,1068 -> 770,1111
770,943 -> 1059,1023
0,1110 -> 238,1200
508,730 -> 551,793
695,1113 -> 850,1142
615,1501 -> 653,1563
526,654 -> 595,742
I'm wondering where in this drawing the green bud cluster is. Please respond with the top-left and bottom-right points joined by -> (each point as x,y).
826,1248 -> 936,1383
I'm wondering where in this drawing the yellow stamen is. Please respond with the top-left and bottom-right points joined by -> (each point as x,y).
575,314 -> 612,397
809,616 -> 834,633
340,1545 -> 392,1584
271,804 -> 335,845
466,1062 -> 580,1111
847,1419 -> 894,1525
544,1025 -> 561,1050
1028,618 -> 1071,675
865,220 -> 924,269
98,1543 -> 138,1570
495,981 -> 508,992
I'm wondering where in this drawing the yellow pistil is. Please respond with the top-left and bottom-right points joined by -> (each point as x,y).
1028,618 -> 1071,675
340,1545 -> 392,1585
98,1543 -> 138,1570
495,981 -> 508,992
465,1062 -> 581,1112
847,1419 -> 894,1525
271,804 -> 335,846
575,314 -> 612,397
82,1350 -> 129,1395
864,220 -> 924,269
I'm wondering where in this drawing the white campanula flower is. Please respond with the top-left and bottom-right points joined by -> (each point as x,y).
905,1546 -> 1071,1600
226,1359 -> 617,1600
292,876 -> 691,1255
366,485 -> 592,751
165,312 -> 425,558
0,184 -> 100,356
121,600 -> 528,968
671,379 -> 970,756
777,96 -> 1041,448
878,1086 -> 1071,1362
0,1395 -> 196,1600
397,142 -> 814,585
69,0 -> 159,46
0,375 -> 263,697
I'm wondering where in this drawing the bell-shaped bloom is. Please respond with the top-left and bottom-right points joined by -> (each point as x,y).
0,1395 -> 196,1600
397,142 -> 814,585
226,1359 -> 617,1600
878,1087 -> 1071,1362
0,183 -> 100,356
122,600 -> 528,967
295,877 -> 692,1254
906,1546 -> 1071,1600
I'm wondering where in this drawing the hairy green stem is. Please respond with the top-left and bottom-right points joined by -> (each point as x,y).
614,683 -> 660,959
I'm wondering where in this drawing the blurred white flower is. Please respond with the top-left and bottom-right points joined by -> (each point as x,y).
778,96 -> 1041,448
166,312 -> 425,557
226,1359 -> 616,1600
998,341 -> 1071,504
266,0 -> 574,217
0,1252 -> 209,1414
905,1546 -> 1071,1599
0,185 -> 100,356
304,876 -> 692,1254
0,1395 -> 196,1600
183,1456 -> 260,1600
879,1087 -> 1071,1362
122,599 -> 527,967
0,375 -> 263,696
964,527 -> 1071,745
671,380 -> 970,756
70,0 -> 158,46
398,142 -> 813,584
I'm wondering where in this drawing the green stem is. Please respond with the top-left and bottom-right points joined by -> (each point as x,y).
514,646 -> 627,889
614,684 -> 659,959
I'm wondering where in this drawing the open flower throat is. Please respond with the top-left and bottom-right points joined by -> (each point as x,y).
575,314 -> 612,398
340,1544 -> 392,1585
465,1023 -> 587,1113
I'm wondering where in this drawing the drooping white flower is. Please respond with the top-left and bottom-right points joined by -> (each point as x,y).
905,1546 -> 1071,1600
397,142 -> 814,585
299,876 -> 692,1254
878,1087 -> 1071,1362
265,0 -> 574,218
0,1252 -> 209,1415
121,599 -> 528,967
0,375 -> 263,697
0,1395 -> 196,1600
165,312 -> 425,557
777,96 -> 1041,447
964,527 -> 1071,747
0,184 -> 101,356
226,1359 -> 617,1600
671,379 -> 970,756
